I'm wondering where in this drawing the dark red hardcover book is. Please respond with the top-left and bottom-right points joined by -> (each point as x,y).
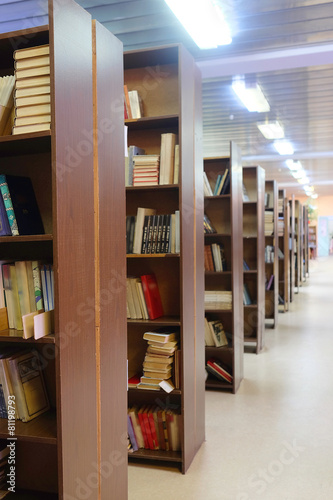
140,273 -> 164,320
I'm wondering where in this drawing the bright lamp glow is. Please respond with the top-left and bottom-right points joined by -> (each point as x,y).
291,170 -> 304,179
286,159 -> 302,171
297,177 -> 309,185
257,121 -> 284,139
273,140 -> 294,155
164,0 -> 232,49
304,185 -> 314,192
232,78 -> 270,112
311,193 -> 318,199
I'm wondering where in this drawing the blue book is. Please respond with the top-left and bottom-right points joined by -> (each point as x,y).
213,174 -> 222,195
0,174 -> 19,236
0,193 -> 11,236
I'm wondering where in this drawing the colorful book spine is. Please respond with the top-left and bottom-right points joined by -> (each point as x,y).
31,261 -> 44,311
0,175 -> 19,236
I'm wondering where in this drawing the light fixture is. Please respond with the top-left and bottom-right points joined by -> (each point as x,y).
164,0 -> 232,49
257,121 -> 284,139
304,185 -> 314,193
232,78 -> 270,112
286,159 -> 302,171
274,140 -> 294,155
291,170 -> 304,179
297,177 -> 309,185
311,193 -> 318,199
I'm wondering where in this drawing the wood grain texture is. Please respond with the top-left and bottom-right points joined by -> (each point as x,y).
49,0 -> 97,497
289,195 -> 295,302
256,166 -> 266,353
264,180 -> 279,327
94,20 -> 128,499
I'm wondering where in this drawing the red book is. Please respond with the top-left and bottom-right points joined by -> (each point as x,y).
142,406 -> 154,450
156,409 -> 166,450
140,273 -> 164,320
148,407 -> 159,450
207,359 -> 232,383
137,406 -> 149,449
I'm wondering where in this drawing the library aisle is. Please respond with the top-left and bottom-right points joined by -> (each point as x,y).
128,256 -> 333,500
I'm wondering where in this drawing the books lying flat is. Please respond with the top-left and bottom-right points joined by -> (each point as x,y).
204,291 -> 232,310
143,331 -> 176,343
14,44 -> 49,61
206,358 -> 233,383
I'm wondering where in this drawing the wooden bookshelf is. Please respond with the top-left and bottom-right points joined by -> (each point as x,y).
294,200 -> 303,292
309,224 -> 317,259
303,205 -> 309,279
278,189 -> 290,312
242,166 -> 265,353
0,2 -> 127,498
203,144 -> 244,394
264,180 -> 278,328
289,195 -> 296,302
124,45 -> 205,473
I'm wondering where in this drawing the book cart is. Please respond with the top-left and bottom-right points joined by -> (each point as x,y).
0,1 -> 127,497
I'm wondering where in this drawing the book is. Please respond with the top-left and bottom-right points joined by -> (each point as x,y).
0,176 -> 19,236
160,133 -> 176,185
208,320 -> 228,347
133,207 -> 156,254
15,55 -> 50,71
127,414 -> 138,452
13,123 -> 50,135
128,90 -> 143,119
204,317 -> 215,346
266,274 -> 274,291
15,75 -> 50,89
13,44 -> 50,61
31,261 -> 44,311
0,194 -> 11,236
242,183 -> 250,201
15,65 -> 50,80
126,146 -> 146,186
140,274 -> 164,320
123,85 -> 132,120
15,85 -> 51,99
206,358 -> 233,383
173,144 -> 180,184
14,113 -> 51,126
15,93 -> 51,108
0,175 -> 44,235
15,102 -> 51,118
143,331 -> 176,343
0,75 -> 15,136
243,283 -> 252,305
7,350 -> 50,422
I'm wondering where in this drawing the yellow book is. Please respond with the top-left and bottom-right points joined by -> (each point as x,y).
15,103 -> 51,118
15,75 -> 50,89
14,114 -> 51,127
15,65 -> 50,80
14,44 -> 49,60
15,55 -> 50,70
13,123 -> 51,135
15,94 -> 50,107
15,85 -> 51,98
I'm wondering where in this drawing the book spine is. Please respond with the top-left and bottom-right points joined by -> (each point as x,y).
151,215 -> 159,254
156,214 -> 164,254
164,214 -> 171,253
0,193 -> 11,236
146,215 -> 155,254
31,261 -> 44,311
0,175 -> 19,236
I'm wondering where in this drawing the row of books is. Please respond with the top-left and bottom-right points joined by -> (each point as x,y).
278,217 -> 284,235
205,358 -> 233,384
127,208 -> 180,255
127,274 -> 163,320
0,348 -> 50,422
204,318 -> 229,347
265,244 -> 275,263
0,174 -> 44,236
128,405 -> 180,452
1,261 -> 53,336
137,330 -> 178,391
204,290 -> 232,310
203,169 -> 230,197
0,75 -> 15,136
265,210 -> 274,236
203,213 -> 216,234
124,86 -> 143,119
13,44 -> 51,135
125,134 -> 179,187
0,442 -> 9,498
204,243 -> 226,272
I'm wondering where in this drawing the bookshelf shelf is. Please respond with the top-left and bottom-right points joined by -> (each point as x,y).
125,44 -> 204,473
289,195 -> 296,302
129,449 -> 182,463
125,114 -> 179,129
243,166 -> 265,354
0,332 -> 55,343
294,199 -> 303,292
129,388 -> 182,396
204,146 -> 244,394
244,270 -> 258,274
0,410 -> 57,444
0,3 -> 127,497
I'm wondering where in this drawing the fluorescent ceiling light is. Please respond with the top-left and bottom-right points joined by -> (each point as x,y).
304,185 -> 314,192
164,0 -> 232,49
311,193 -> 318,199
274,140 -> 294,155
297,177 -> 309,185
257,121 -> 284,139
291,170 -> 304,179
232,78 -> 270,112
286,159 -> 302,171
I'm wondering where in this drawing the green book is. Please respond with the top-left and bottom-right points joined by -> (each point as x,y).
0,175 -> 19,236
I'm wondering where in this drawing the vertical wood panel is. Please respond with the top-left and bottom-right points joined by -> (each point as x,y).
50,0 -> 97,497
257,166 -> 265,353
94,20 -> 128,499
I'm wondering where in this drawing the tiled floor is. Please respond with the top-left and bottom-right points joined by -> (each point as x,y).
128,257 -> 333,500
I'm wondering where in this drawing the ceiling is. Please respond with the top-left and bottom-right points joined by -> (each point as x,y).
1,0 -> 333,198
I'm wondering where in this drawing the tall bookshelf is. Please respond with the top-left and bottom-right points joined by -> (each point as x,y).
124,45 -> 205,473
303,205 -> 309,278
264,180 -> 278,328
0,2 -> 127,498
289,195 -> 296,302
242,166 -> 265,354
294,200 -> 302,291
309,224 -> 317,259
278,189 -> 290,312
203,143 -> 244,394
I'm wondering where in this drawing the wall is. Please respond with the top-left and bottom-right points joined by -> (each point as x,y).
298,195 -> 333,257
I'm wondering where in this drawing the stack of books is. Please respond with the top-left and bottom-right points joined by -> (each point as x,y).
0,442 -> 9,498
278,197 -> 283,215
265,244 -> 274,263
204,318 -> 229,347
265,210 -> 274,235
278,217 -> 284,235
127,405 -> 180,451
13,44 -> 50,135
204,290 -> 232,310
0,75 -> 15,136
126,274 -> 163,321
133,155 -> 160,186
137,330 -> 178,390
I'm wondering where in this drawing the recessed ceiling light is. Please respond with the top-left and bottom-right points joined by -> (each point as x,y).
311,193 -> 318,199
274,140 -> 294,155
286,159 -> 302,171
232,78 -> 270,112
304,185 -> 314,192
164,0 -> 232,49
257,121 -> 284,139
291,170 -> 304,179
297,177 -> 309,185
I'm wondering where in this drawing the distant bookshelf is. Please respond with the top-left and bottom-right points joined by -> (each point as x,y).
278,189 -> 289,312
264,180 -> 278,328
